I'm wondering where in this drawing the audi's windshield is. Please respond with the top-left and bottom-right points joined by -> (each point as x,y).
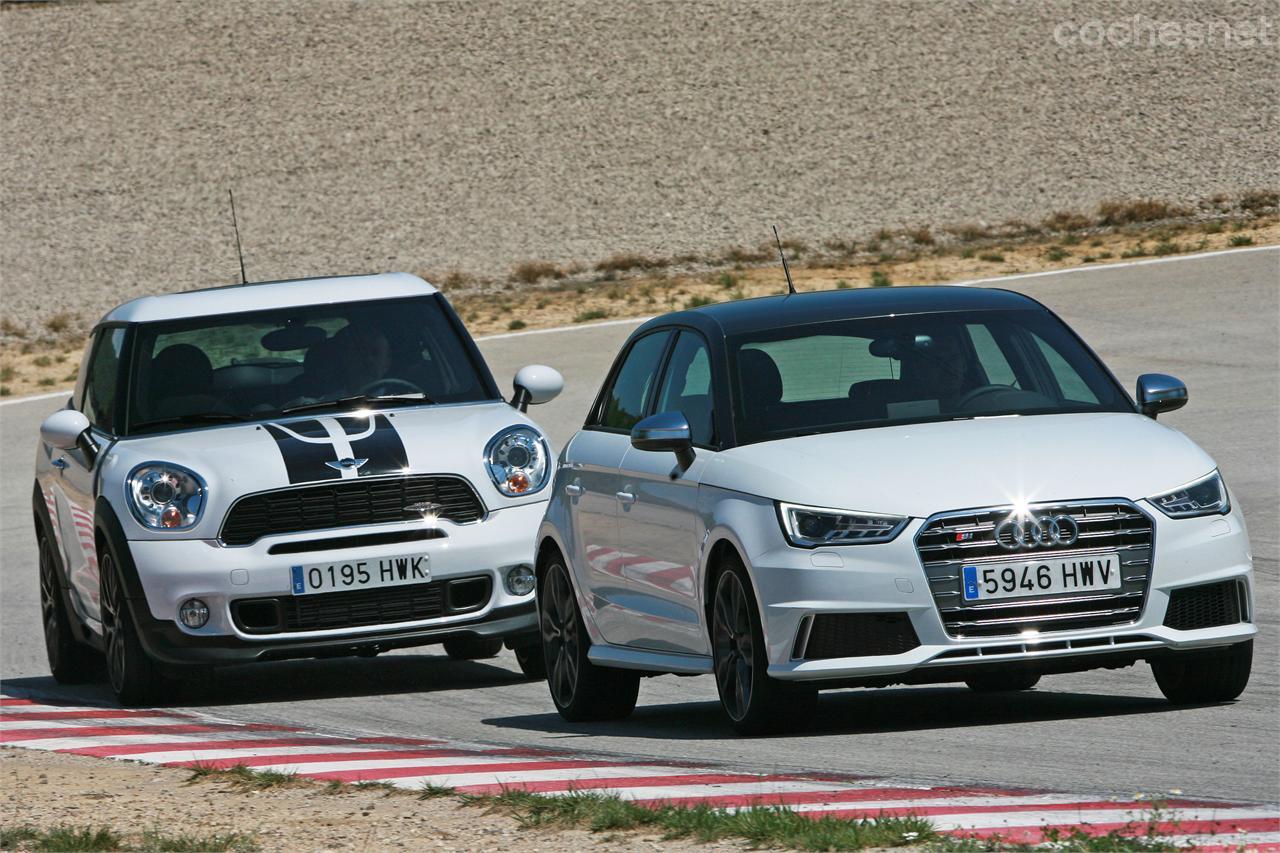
729,309 -> 1132,444
123,295 -> 496,435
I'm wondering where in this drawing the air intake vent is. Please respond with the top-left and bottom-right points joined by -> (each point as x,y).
915,500 -> 1154,639
803,612 -> 920,659
1164,580 -> 1246,631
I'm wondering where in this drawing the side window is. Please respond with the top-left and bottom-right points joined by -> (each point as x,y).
1032,333 -> 1099,404
655,332 -> 715,446
598,331 -> 672,431
83,328 -> 126,431
966,324 -> 1018,386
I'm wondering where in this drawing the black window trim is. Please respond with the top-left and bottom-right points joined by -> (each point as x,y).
81,322 -> 132,438
649,326 -> 722,451
583,328 -> 677,436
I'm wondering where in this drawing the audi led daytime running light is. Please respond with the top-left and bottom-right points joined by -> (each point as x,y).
125,462 -> 206,531
485,426 -> 550,497
779,502 -> 908,548
1149,470 -> 1230,519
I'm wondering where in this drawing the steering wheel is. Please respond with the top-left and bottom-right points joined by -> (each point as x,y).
954,384 -> 1013,409
359,377 -> 423,396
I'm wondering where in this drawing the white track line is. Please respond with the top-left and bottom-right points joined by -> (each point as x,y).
373,765 -> 754,790
0,716 -> 187,730
926,807 -> 1278,831
723,793 -> 1119,814
5,729 -> 311,751
226,755 -> 603,775
108,744 -> 393,763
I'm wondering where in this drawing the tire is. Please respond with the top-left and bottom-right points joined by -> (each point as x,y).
540,559 -> 639,721
514,643 -> 547,679
965,671 -> 1041,693
711,554 -> 817,735
100,546 -> 167,707
1152,640 -> 1252,705
38,533 -> 97,684
442,637 -> 503,660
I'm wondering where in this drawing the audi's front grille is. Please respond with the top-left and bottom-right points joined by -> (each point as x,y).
220,475 -> 485,546
915,501 -> 1154,639
1164,580 -> 1247,631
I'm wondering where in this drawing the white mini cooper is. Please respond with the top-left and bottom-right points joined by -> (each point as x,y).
34,273 -> 563,705
536,286 -> 1255,733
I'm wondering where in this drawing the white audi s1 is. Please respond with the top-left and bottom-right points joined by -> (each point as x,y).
34,273 -> 563,704
535,286 -> 1255,733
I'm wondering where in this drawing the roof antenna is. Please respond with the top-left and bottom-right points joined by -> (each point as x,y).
228,189 -> 249,285
772,224 -> 796,295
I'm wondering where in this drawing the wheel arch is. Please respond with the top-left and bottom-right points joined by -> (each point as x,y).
33,480 -> 95,647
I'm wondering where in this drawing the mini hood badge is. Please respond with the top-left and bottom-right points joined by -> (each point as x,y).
404,501 -> 443,516
325,457 -> 369,472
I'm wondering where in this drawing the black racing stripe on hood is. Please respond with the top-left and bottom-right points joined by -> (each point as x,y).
265,420 -> 342,484
342,413 -> 409,477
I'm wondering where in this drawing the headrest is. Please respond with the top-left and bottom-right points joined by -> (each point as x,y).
151,344 -> 212,387
738,349 -> 783,406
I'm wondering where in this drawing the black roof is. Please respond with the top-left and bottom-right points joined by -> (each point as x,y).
635,285 -> 1043,338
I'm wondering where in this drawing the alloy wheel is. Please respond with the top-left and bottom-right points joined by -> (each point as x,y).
38,539 -> 63,666
541,563 -> 579,708
100,552 -> 127,695
712,570 -> 754,721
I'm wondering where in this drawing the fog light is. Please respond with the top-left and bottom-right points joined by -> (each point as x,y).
179,598 -> 210,629
504,564 -> 535,596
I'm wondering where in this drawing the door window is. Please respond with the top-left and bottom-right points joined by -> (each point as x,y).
82,328 -> 126,431
598,331 -> 672,430
655,331 -> 715,446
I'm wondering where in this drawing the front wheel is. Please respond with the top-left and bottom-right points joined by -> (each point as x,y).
39,534 -> 97,683
712,556 -> 817,735
100,548 -> 167,707
1152,640 -> 1252,704
540,559 -> 639,721
513,643 -> 546,679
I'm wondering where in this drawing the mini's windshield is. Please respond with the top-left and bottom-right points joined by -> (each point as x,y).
729,309 -> 1131,445
125,294 -> 495,435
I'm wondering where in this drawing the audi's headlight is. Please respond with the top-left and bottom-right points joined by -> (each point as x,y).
126,462 -> 206,530
485,426 -> 550,497
1149,470 -> 1230,518
778,502 -> 909,547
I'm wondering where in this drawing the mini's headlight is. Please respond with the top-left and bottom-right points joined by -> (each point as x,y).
126,462 -> 206,530
778,502 -> 909,547
1149,470 -> 1230,518
485,426 -> 550,497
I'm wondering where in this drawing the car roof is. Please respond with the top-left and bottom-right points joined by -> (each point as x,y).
634,285 -> 1044,338
99,272 -> 438,325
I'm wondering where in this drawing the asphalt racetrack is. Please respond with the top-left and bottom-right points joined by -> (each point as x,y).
1,249 -> 1276,804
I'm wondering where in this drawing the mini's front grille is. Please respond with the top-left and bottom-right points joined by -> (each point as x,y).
231,575 -> 491,634
803,612 -> 920,659
220,475 -> 485,546
915,501 -> 1154,639
1164,580 -> 1246,631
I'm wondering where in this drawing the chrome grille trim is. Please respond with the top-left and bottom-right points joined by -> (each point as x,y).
914,499 -> 1155,639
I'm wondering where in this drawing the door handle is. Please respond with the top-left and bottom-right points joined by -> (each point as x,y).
51,457 -> 69,470
564,482 -> 584,497
615,491 -> 636,505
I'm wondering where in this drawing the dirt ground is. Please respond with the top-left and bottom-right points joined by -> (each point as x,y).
0,747 -> 752,853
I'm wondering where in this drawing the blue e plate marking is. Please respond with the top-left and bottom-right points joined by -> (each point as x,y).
962,565 -> 979,601
290,565 -> 305,595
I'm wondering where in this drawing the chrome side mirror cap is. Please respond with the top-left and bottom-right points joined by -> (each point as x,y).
510,364 -> 564,412
631,411 -> 695,470
1136,373 -> 1188,419
40,409 -> 91,451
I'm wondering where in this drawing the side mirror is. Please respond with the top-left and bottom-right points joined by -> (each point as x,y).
631,411 -> 695,470
1136,373 -> 1187,419
510,364 -> 564,412
40,409 -> 91,451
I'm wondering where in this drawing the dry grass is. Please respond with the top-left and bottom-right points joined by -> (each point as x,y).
511,261 -> 564,284
595,252 -> 666,273
1096,198 -> 1192,226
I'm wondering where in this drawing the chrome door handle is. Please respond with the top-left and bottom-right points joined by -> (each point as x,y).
564,483 -> 584,496
51,457 -> 69,470
615,491 -> 636,505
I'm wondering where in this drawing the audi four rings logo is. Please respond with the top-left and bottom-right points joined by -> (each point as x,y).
995,514 -> 1080,549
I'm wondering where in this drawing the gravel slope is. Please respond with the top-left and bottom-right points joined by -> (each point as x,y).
1,0 -> 1277,331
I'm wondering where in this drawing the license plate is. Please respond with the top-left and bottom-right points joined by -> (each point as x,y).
290,553 -> 430,596
961,553 -> 1121,602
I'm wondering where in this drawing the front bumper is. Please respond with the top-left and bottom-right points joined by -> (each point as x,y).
122,501 -> 546,664
747,502 -> 1255,682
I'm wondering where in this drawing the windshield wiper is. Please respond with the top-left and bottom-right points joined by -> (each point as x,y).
278,393 -> 433,416
131,412 -> 249,432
